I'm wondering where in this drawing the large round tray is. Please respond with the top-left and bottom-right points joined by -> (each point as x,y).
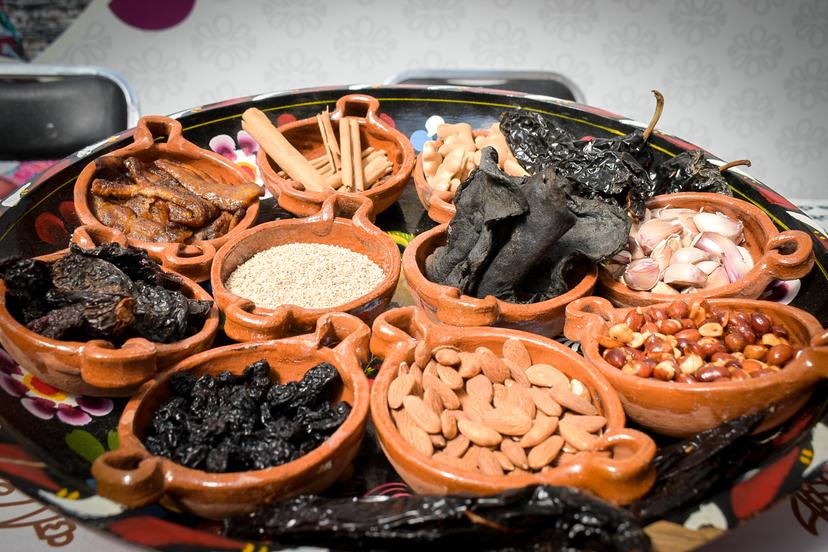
0,85 -> 825,551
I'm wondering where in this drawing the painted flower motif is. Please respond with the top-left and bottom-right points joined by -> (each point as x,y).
662,55 -> 718,107
404,0 -> 463,40
263,0 -> 325,38
542,54 -> 593,88
34,201 -> 78,246
472,20 -> 530,66
728,25 -> 783,78
539,0 -> 597,42
208,132 -> 261,184
601,86 -> 652,122
407,50 -> 459,70
721,89 -> 774,138
602,23 -> 659,75
785,58 -> 828,109
611,0 -> 657,11
335,17 -> 396,72
58,22 -> 110,64
669,0 -> 725,46
124,47 -> 185,104
0,350 -> 113,426
775,120 -> 827,168
191,15 -> 255,71
265,49 -> 326,91
737,0 -> 787,15
794,0 -> 828,48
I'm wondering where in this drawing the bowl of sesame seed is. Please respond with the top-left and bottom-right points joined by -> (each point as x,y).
211,194 -> 401,342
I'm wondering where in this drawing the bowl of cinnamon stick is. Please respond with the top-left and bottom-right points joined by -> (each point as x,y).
247,94 -> 415,217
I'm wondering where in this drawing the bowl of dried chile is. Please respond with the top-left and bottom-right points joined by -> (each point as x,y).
368,306 -> 656,504
91,312 -> 371,519
564,296 -> 828,437
73,115 -> 263,282
0,225 -> 218,396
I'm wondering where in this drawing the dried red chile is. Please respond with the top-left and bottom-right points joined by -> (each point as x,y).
144,360 -> 350,473
0,243 -> 211,343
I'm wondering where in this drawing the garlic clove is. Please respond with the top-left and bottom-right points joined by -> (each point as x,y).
704,266 -> 730,289
695,232 -> 752,283
671,246 -> 712,265
677,216 -> 699,237
612,249 -> 632,265
695,259 -> 721,275
622,258 -> 661,291
655,208 -> 698,221
638,219 -> 682,254
662,262 -> 707,288
736,245 -> 755,268
693,212 -> 743,242
650,239 -> 674,272
628,236 -> 645,260
604,261 -> 627,280
652,282 -> 679,294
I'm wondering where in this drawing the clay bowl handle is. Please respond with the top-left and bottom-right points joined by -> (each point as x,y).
308,312 -> 371,365
224,298 -> 294,338
563,428 -> 657,505
132,115 -> 185,151
308,193 -> 377,228
333,94 -> 382,126
370,306 -> 435,361
428,191 -> 456,224
79,338 -> 158,390
435,288 -> 500,327
803,329 -> 828,379
71,224 -> 130,249
158,240 -> 216,282
563,296 -> 615,343
748,230 -> 815,296
92,447 -> 166,509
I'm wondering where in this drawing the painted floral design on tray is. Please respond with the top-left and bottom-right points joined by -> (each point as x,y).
0,351 -> 113,427
33,201 -> 79,247
208,130 -> 263,184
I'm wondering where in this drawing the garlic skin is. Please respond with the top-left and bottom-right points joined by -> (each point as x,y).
637,219 -> 682,254
671,246 -> 711,265
704,266 -> 730,289
693,212 -> 744,242
695,232 -> 752,283
623,258 -> 661,291
662,262 -> 708,288
652,282 -> 679,294
650,239 -> 674,272
695,260 -> 721,275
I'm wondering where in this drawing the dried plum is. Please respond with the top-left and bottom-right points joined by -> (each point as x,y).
143,359 -> 350,473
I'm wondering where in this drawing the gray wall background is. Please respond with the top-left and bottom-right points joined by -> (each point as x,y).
38,0 -> 828,199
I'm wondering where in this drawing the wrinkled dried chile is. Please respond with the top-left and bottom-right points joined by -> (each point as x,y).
144,360 -> 350,473
224,485 -> 650,552
654,151 -> 749,196
0,243 -> 211,343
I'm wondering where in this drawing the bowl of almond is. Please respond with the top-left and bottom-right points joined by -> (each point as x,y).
369,306 -> 656,505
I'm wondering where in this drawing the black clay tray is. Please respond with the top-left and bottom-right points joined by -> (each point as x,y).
0,85 -> 825,551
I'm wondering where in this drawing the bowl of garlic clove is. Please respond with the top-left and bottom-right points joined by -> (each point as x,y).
597,192 -> 815,308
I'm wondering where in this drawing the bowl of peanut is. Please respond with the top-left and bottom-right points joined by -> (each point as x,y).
369,306 -> 656,505
564,296 -> 828,437
412,122 -> 527,224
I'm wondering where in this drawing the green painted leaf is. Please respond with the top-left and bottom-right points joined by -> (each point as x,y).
65,430 -> 105,463
387,231 -> 415,247
107,430 -> 120,451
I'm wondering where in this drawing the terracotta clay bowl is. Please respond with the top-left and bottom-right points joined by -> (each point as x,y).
403,223 -> 597,337
91,312 -> 371,519
564,295 -> 828,437
369,306 -> 656,505
598,192 -> 814,307
211,194 -> 401,342
257,94 -> 415,217
411,130 -> 487,224
0,225 -> 219,397
74,115 -> 261,282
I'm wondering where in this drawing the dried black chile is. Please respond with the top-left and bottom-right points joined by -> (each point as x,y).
143,359 -> 350,473
72,242 -> 182,289
654,150 -> 738,196
499,110 -> 576,174
0,258 -> 56,323
132,281 -> 211,343
224,485 -> 650,552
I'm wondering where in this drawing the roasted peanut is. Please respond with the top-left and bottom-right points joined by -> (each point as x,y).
766,343 -> 793,365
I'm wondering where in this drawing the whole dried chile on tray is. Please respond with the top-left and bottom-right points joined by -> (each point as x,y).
143,359 -> 350,473
654,150 -> 750,196
498,110 -> 576,175
224,485 -> 651,552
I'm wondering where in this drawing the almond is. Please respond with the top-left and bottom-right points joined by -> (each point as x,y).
558,419 -> 598,451
505,382 -> 536,418
477,447 -> 504,476
403,395 -> 441,434
465,374 -> 493,404
444,434 -> 470,458
430,433 -> 446,449
502,358 -> 531,386
434,346 -> 461,366
570,378 -> 589,400
414,340 -> 431,368
423,359 -> 440,379
423,373 -> 461,410
482,405 -> 532,436
459,393 -> 493,422
409,362 -> 424,394
519,414 -> 559,448
461,444 -> 481,470
525,363 -> 570,388
492,383 -> 510,410
502,337 -> 532,369
493,450 -> 515,471
433,451 -> 464,468
393,408 -> 433,456
500,439 -> 529,470
423,387 -> 443,416
398,361 -> 410,377
441,409 -> 458,439
458,351 -> 482,379
528,435 -> 564,470
507,467 -> 531,477
548,386 -> 598,416
528,387 -> 563,417
457,419 -> 502,447
476,347 -> 510,383
387,374 -> 415,409
436,363 -> 464,390
560,414 -> 607,433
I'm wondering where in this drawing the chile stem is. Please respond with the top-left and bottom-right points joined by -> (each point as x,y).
718,159 -> 751,172
642,90 -> 665,142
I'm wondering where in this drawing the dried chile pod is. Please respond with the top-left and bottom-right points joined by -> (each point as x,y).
224,485 -> 651,552
52,252 -> 134,295
653,151 -> 744,196
132,281 -> 211,343
0,257 -> 54,323
499,110 -> 576,174
71,242 -> 182,290
42,289 -> 135,339
25,304 -> 85,340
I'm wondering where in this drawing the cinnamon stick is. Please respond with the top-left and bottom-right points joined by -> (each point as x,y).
321,110 -> 341,171
350,119 -> 364,192
242,108 -> 327,192
339,118 -> 353,191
